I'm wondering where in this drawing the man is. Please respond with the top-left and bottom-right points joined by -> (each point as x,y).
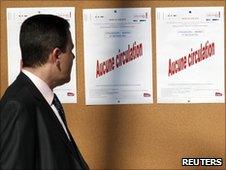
0,14 -> 89,170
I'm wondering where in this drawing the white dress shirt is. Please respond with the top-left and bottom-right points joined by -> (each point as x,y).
22,69 -> 70,140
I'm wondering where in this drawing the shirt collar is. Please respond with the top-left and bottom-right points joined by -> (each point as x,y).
22,69 -> 54,105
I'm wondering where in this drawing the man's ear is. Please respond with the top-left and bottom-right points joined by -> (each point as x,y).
52,48 -> 62,65
50,48 -> 62,71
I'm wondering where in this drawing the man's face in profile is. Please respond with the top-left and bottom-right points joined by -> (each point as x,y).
57,32 -> 75,85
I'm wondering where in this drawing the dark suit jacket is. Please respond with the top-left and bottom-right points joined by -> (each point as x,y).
0,72 -> 90,170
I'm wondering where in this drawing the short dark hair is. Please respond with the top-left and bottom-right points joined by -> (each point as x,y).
19,14 -> 70,67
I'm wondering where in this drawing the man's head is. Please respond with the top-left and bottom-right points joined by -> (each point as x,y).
20,14 -> 70,67
20,14 -> 75,88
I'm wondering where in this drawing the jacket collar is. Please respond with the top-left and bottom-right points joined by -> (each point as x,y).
17,72 -> 77,156
17,72 -> 45,102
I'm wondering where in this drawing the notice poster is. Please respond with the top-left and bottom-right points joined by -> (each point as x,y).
7,7 -> 77,103
156,7 -> 225,103
83,8 -> 153,105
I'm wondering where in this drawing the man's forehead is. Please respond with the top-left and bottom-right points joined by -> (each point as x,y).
67,32 -> 74,48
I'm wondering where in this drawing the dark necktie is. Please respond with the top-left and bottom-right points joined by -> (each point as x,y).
52,94 -> 90,170
52,93 -> 67,125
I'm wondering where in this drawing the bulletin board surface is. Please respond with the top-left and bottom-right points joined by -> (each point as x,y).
0,0 -> 225,170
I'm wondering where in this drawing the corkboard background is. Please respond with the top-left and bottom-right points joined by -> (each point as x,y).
0,0 -> 225,169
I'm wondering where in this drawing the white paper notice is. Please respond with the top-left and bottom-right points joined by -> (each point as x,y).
83,8 -> 153,105
156,7 -> 224,103
7,7 -> 77,103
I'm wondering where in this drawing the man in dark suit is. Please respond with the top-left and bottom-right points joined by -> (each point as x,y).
0,14 -> 90,170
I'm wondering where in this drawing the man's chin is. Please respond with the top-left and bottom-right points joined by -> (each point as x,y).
65,76 -> 71,84
58,77 -> 71,86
